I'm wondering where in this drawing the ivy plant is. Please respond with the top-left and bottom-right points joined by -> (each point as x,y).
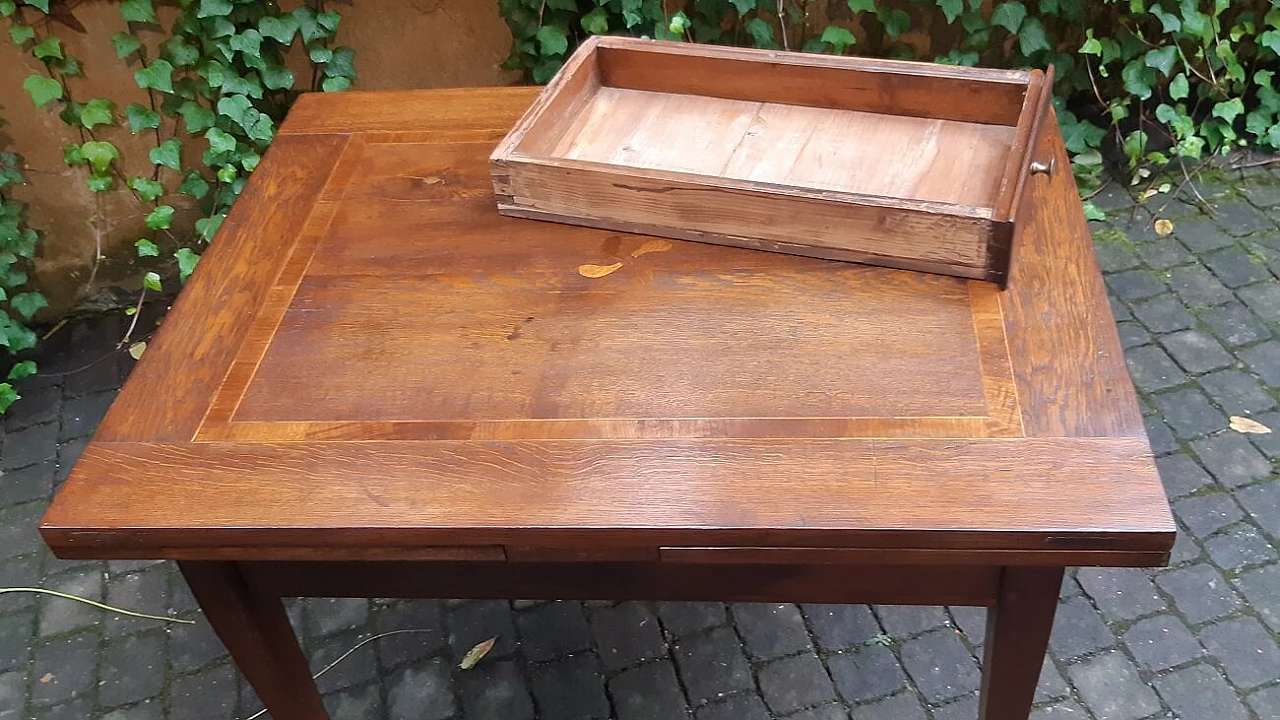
0,142 -> 43,413
0,0 -> 355,411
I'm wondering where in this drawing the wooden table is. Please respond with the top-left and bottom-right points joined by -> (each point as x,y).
41,87 -> 1174,720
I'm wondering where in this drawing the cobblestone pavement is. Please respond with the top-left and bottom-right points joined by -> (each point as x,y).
3,169 -> 1280,719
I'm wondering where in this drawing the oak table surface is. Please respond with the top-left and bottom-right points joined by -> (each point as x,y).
40,86 -> 1174,720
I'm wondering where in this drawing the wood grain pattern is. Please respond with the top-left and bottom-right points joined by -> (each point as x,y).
980,567 -> 1064,720
494,37 -> 1051,284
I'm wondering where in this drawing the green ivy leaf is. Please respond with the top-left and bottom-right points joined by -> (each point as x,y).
32,35 -> 63,60
877,7 -> 910,38
9,291 -> 47,320
1017,17 -> 1049,55
197,0 -> 232,18
308,45 -> 333,63
22,0 -> 48,13
175,247 -> 200,281
820,25 -> 856,53
22,74 -> 62,107
1212,98 -> 1244,123
1169,73 -> 1189,100
86,173 -> 114,192
149,139 -> 181,171
9,23 -> 35,46
729,0 -> 752,15
938,0 -> 963,23
120,0 -> 157,23
135,59 -> 174,93
1122,129 -> 1148,168
1082,201 -> 1106,221
325,46 -> 356,78
229,29 -> 263,60
1080,29 -> 1102,55
205,127 -> 237,155
7,359 -> 37,381
62,143 -> 85,166
581,7 -> 609,34
145,205 -> 174,230
195,213 -> 225,242
1122,61 -> 1154,100
0,1 -> 15,18
179,170 -> 210,199
221,72 -> 263,99
80,98 -> 114,130
259,14 -> 299,44
261,64 -> 294,91
216,93 -> 252,125
0,384 -> 18,414
317,10 -> 341,32
124,103 -> 161,133
134,238 -> 160,257
1263,30 -> 1280,56
321,76 -> 351,92
293,5 -> 327,43
111,31 -> 142,59
176,101 -> 215,133
536,25 -> 568,56
846,0 -> 875,12
142,271 -> 162,292
1143,45 -> 1178,76
161,36 -> 200,67
1149,4 -> 1181,33
129,177 -> 164,202
991,1 -> 1026,33
80,140 -> 119,173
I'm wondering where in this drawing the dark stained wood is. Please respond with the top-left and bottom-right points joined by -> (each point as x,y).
980,566 -> 1065,720
179,562 -> 326,720
240,561 -> 1002,607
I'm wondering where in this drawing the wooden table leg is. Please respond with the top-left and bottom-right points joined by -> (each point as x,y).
978,566 -> 1064,720
179,561 -> 329,720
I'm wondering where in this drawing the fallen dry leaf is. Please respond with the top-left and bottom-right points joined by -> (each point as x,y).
128,341 -> 147,360
1141,188 -> 1158,201
40,673 -> 54,684
1154,218 -> 1174,236
1229,416 -> 1272,434
459,637 -> 497,670
630,239 -> 673,258
578,262 -> 623,278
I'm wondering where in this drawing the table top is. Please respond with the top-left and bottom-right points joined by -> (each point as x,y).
41,87 -> 1174,566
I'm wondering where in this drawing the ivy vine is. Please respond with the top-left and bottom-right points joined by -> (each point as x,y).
0,0 -> 354,412
0,141 -> 41,412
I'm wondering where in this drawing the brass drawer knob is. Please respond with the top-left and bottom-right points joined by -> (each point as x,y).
1030,158 -> 1055,176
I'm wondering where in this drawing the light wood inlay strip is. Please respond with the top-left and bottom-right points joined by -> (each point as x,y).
969,281 -> 1024,437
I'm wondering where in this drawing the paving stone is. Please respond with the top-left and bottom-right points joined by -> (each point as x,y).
169,662 -> 238,720
58,391 -> 115,442
1132,295 -> 1198,335
1106,269 -> 1167,301
1136,237 -> 1195,269
1197,426 -> 1276,488
1168,527 -> 1205,565
303,598 -> 368,639
757,651 -> 836,714
1204,246 -> 1273,286
786,703 -> 850,720
1033,656 -> 1070,702
458,658 -> 534,720
516,601 -> 592,662
1199,616 -> 1280,688
0,670 -> 23,719
1143,414 -> 1179,455
1169,263 -> 1235,306
372,599 -> 446,670
0,421 -> 57,471
1153,663 -> 1249,720
1237,480 -> 1280,538
1241,177 -> 1280,206
99,632 -> 165,708
656,602 -> 726,637
385,658 -> 455,720
672,626 -> 753,705
30,632 -> 98,706
1248,684 -> 1280,719
730,603 -> 811,660
873,606 -> 948,639
54,435 -> 89,485
608,660 -> 689,720
848,691 -> 928,720
1090,185 -> 1136,211
1176,217 -> 1238,251
1066,650 -> 1161,720
1161,329 -> 1234,373
1155,453 -> 1214,499
1196,369 -> 1276,416
1205,522 -> 1277,569
100,699 -> 165,720
2,379 -> 60,431
589,602 -> 666,671
168,619 -> 229,675
898,629 -> 980,703
1075,568 -> 1165,620
802,604 -> 881,652
1217,202 -> 1276,236
1235,565 -> 1280,632
1240,410 -> 1280,459
1200,302 -> 1271,346
1114,321 -> 1151,349
929,694 -> 978,720
1151,388 -> 1227,438
322,683 -> 382,720
32,698 -> 94,720
1029,700 -> 1090,719
529,654 -> 610,720
0,460 -> 54,505
1155,563 -> 1243,624
947,606 -> 985,647
1108,295 -> 1133,322
695,694 -> 769,720
104,565 -> 171,637
1237,280 -> 1280,321
826,645 -> 907,703
1172,492 -> 1244,538
1047,597 -> 1116,659
1093,241 -> 1142,273
38,567 -> 105,637
1122,614 -> 1203,671
1239,341 -> 1280,385
447,600 -> 517,662
310,631 -> 379,695
1124,345 -> 1187,392
0,553 -> 41,613
0,610 -> 34,673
